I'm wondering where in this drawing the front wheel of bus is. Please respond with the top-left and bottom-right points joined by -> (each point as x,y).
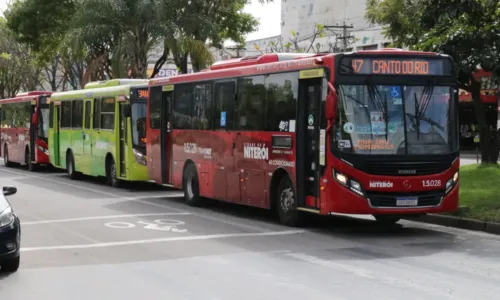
277,176 -> 302,227
107,158 -> 122,188
183,163 -> 202,207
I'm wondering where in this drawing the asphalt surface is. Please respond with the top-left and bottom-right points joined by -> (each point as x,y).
1,157 -> 499,300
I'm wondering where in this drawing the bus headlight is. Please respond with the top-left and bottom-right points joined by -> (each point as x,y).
37,145 -> 49,155
132,148 -> 147,165
333,169 -> 364,196
445,172 -> 459,194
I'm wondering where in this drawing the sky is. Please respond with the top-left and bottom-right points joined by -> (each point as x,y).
0,0 -> 282,40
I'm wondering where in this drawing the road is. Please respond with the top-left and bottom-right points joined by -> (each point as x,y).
1,159 -> 500,300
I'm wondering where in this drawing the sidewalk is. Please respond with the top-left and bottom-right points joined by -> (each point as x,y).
460,151 -> 499,161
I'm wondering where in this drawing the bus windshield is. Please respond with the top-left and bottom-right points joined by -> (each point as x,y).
335,84 -> 457,155
131,100 -> 147,148
38,104 -> 50,139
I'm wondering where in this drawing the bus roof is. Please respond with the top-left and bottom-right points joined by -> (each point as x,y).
51,83 -> 147,100
84,78 -> 149,89
149,49 -> 443,86
15,91 -> 53,97
0,91 -> 52,104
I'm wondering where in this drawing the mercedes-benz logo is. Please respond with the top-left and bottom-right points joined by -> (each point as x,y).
403,180 -> 411,189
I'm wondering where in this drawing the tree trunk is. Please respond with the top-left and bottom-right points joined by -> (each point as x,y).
179,52 -> 189,74
151,52 -> 167,78
471,77 -> 499,164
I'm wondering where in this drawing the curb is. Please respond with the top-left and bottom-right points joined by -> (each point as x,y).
404,214 -> 500,235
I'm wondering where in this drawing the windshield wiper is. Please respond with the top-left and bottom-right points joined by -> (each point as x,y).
413,82 -> 435,139
366,78 -> 389,139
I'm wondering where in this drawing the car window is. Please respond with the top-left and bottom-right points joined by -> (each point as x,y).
0,193 -> 10,212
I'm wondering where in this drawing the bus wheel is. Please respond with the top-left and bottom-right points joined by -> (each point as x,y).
66,152 -> 78,180
277,176 -> 302,227
3,145 -> 13,168
183,163 -> 202,206
373,215 -> 400,225
25,148 -> 36,172
106,158 -> 122,188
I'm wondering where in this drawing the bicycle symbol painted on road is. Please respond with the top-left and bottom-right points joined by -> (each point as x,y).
104,219 -> 188,233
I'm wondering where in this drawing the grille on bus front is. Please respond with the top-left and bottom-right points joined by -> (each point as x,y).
362,161 -> 450,176
366,191 -> 444,208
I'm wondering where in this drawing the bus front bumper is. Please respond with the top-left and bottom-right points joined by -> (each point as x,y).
322,180 -> 459,215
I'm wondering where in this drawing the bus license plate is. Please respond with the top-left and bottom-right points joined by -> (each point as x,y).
396,197 -> 418,206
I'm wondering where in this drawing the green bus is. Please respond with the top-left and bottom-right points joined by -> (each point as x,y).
48,81 -> 150,187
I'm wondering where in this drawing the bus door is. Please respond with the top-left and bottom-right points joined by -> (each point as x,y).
53,103 -> 61,166
29,101 -> 37,163
296,72 -> 324,210
82,100 -> 92,173
118,99 -> 127,177
160,86 -> 173,185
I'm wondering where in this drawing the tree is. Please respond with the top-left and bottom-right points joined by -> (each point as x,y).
66,0 -> 164,81
366,0 -> 500,163
5,0 -> 86,89
151,0 -> 263,77
0,17 -> 41,98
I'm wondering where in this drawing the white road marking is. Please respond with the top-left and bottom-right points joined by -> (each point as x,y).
2,167 -> 272,233
133,199 -> 270,232
21,212 -> 191,225
21,230 -> 305,252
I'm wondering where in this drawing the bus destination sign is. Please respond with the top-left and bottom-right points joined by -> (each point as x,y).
136,88 -> 149,100
339,57 -> 451,76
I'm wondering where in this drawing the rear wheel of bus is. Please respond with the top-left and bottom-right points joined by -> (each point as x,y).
276,176 -> 303,227
3,145 -> 13,168
66,151 -> 78,180
106,156 -> 122,188
183,163 -> 202,206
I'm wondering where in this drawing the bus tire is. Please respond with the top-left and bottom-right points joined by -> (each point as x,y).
3,145 -> 13,168
106,157 -> 121,188
276,176 -> 302,227
183,163 -> 202,207
66,152 -> 78,180
373,215 -> 400,225
25,148 -> 36,172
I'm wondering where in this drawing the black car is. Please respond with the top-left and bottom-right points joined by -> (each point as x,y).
0,185 -> 20,272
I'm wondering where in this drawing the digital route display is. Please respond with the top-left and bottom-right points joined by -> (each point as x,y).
135,89 -> 149,100
339,57 -> 452,76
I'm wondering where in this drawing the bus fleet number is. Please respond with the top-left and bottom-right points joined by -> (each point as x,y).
422,180 -> 441,187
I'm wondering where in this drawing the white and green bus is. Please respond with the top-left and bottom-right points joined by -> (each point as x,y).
48,80 -> 150,187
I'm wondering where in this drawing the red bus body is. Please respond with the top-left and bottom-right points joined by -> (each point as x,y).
146,50 -> 459,225
0,91 -> 52,169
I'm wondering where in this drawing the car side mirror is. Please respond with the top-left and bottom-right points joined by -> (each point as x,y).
3,186 -> 17,196
325,82 -> 338,121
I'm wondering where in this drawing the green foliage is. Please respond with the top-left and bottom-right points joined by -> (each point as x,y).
366,0 -> 500,87
0,16 -> 42,97
366,0 -> 500,163
454,164 -> 500,222
5,0 -> 75,61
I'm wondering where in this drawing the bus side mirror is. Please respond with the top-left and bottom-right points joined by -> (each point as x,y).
32,112 -> 38,125
123,105 -> 131,118
326,83 -> 337,121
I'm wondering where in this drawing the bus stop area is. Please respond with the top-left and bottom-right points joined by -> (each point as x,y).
1,159 -> 500,300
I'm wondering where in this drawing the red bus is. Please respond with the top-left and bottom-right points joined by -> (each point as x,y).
146,49 -> 459,226
0,91 -> 52,170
